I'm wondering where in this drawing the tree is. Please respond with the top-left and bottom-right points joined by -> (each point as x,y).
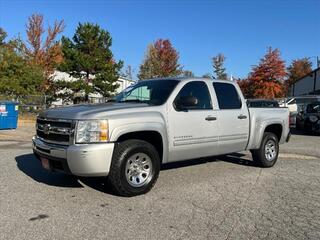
181,70 -> 194,77
202,73 -> 212,79
0,28 -> 7,45
25,14 -> 65,94
212,53 -> 227,80
138,39 -> 182,80
237,78 -> 253,98
286,58 -> 312,93
57,23 -> 123,102
248,47 -> 286,99
0,29 -> 43,97
122,65 -> 134,79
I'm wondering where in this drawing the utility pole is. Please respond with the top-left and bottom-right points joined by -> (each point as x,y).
310,56 -> 320,69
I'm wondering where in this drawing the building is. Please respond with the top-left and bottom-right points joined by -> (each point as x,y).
51,71 -> 135,106
289,67 -> 320,96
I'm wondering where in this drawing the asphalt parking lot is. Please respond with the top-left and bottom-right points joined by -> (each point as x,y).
0,126 -> 320,240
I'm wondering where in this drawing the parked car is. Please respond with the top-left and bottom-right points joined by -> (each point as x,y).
247,99 -> 279,108
33,77 -> 290,196
280,96 -> 320,126
296,102 -> 320,134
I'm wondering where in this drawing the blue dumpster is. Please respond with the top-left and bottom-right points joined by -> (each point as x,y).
0,101 -> 19,129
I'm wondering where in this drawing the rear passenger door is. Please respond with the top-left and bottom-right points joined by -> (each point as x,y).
212,82 -> 250,154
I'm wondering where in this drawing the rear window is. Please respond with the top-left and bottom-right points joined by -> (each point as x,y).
213,82 -> 242,109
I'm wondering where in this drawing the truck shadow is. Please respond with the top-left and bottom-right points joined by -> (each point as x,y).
16,152 -> 256,195
161,152 -> 257,170
15,154 -> 83,188
15,153 -> 115,194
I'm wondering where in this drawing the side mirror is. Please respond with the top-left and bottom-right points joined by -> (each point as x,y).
175,96 -> 198,111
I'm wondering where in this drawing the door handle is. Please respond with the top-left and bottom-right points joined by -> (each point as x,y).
238,114 -> 247,119
205,116 -> 217,121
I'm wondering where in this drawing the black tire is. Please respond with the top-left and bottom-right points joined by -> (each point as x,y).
251,132 -> 279,168
108,139 -> 160,197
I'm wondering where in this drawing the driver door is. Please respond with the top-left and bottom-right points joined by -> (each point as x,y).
167,81 -> 219,162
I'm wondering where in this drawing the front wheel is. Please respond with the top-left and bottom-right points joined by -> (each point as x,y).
251,132 -> 279,168
108,140 -> 160,197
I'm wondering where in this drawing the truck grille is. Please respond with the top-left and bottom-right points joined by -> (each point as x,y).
36,118 -> 73,145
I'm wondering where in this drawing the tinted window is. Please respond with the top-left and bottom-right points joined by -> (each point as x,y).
174,81 -> 212,110
213,82 -> 242,109
247,100 -> 279,108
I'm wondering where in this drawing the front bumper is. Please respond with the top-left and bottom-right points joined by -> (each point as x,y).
32,136 -> 115,177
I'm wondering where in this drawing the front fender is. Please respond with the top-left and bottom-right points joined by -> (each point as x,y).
109,122 -> 169,163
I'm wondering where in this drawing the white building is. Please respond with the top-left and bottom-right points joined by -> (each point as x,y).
289,67 -> 320,96
51,71 -> 135,106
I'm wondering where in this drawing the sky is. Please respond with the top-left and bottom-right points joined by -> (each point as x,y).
0,0 -> 319,79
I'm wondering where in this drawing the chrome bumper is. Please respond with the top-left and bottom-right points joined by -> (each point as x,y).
32,136 -> 115,177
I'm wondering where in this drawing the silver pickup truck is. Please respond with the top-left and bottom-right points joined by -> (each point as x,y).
33,77 -> 290,196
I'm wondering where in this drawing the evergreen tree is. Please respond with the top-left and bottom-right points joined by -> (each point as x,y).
0,29 -> 44,97
212,53 -> 227,80
57,23 -> 123,102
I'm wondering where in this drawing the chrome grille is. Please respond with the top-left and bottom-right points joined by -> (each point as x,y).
36,118 -> 73,145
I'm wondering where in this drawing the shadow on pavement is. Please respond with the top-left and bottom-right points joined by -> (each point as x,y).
16,152 -> 257,195
162,152 -> 257,170
290,128 -> 307,136
15,153 -> 114,194
15,154 -> 83,188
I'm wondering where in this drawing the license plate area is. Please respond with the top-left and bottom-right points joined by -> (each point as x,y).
40,157 -> 50,170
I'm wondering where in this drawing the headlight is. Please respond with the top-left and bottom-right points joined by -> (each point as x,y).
75,120 -> 108,143
309,116 -> 318,123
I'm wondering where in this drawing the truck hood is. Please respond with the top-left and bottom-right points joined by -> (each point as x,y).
38,102 -> 150,120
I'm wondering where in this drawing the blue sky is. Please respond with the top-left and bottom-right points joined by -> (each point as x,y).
0,0 -> 319,79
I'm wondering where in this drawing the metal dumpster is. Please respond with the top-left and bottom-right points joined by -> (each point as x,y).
0,101 -> 19,129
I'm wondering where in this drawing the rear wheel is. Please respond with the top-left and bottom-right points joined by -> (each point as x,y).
108,140 -> 160,197
251,132 -> 279,168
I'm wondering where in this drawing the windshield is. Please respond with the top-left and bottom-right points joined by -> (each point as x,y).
115,79 -> 179,105
306,103 -> 320,113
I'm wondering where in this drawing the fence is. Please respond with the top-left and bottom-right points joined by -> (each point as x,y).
0,95 -> 47,114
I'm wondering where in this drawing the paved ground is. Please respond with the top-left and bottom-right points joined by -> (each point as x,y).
0,127 -> 320,240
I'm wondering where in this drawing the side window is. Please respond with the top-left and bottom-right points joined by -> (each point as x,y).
213,82 -> 242,109
174,81 -> 212,110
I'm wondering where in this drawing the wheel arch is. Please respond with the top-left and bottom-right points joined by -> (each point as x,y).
110,123 -> 168,163
248,121 -> 284,150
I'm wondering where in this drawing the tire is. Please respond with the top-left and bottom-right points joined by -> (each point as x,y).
108,139 -> 160,197
251,132 -> 279,168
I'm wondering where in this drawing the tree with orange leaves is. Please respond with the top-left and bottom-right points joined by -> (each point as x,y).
285,58 -> 312,94
25,14 -> 65,94
237,78 -> 253,98
248,47 -> 286,99
138,39 -> 182,80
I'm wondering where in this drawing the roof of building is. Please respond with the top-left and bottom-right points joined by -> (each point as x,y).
294,67 -> 320,83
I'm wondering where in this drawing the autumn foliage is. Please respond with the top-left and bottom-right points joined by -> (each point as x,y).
25,14 -> 65,92
239,47 -> 287,99
138,39 -> 182,79
285,58 -> 312,93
